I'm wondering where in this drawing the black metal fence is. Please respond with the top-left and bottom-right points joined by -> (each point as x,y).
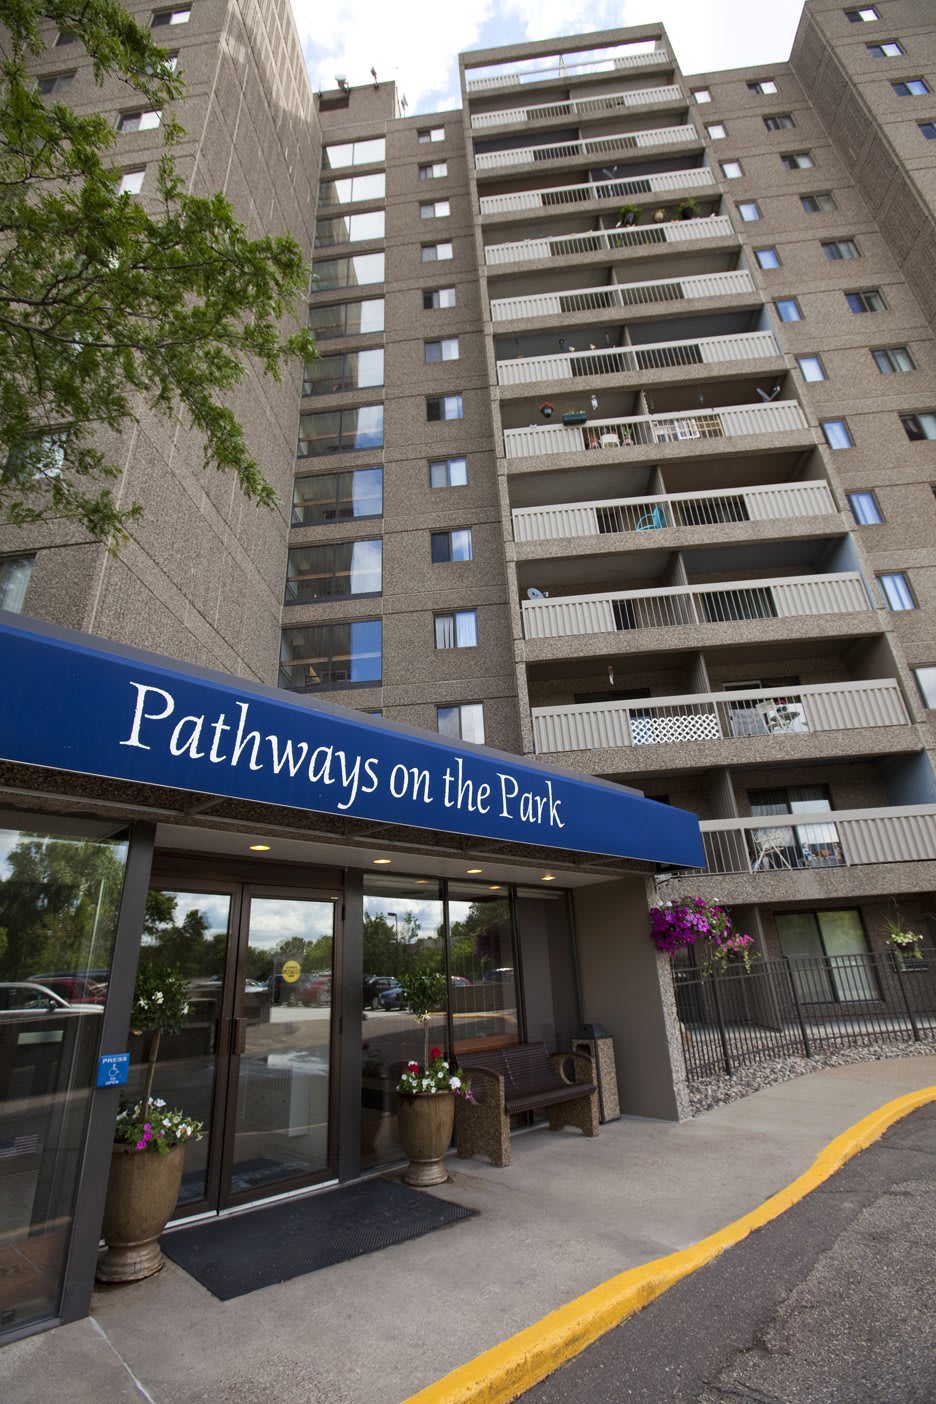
673,949 -> 936,1081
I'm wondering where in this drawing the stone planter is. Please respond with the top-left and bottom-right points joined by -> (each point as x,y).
96,1143 -> 185,1283
398,1092 -> 455,1187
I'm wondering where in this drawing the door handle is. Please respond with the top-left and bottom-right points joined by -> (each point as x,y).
232,1017 -> 247,1056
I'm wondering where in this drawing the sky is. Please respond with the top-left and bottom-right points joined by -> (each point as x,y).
289,0 -> 807,117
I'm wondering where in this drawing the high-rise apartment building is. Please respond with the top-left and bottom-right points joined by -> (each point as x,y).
1,0 -> 935,1344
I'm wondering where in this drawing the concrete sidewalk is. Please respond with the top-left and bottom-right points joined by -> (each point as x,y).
3,1055 -> 935,1404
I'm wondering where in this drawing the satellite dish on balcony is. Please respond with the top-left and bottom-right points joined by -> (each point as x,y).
527,587 -> 548,600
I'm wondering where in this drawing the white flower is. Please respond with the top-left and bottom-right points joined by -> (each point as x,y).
153,991 -> 164,1004
182,1003 -> 189,1014
450,1076 -> 461,1089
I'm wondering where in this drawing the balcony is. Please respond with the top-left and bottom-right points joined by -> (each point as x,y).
521,572 -> 872,642
699,805 -> 936,877
484,215 -> 736,266
475,125 -> 698,171
491,269 -> 756,324
479,166 -> 714,216
466,49 -> 672,93
504,400 -> 807,460
470,85 -> 683,130
512,480 -> 837,543
497,330 -> 779,387
531,678 -> 909,755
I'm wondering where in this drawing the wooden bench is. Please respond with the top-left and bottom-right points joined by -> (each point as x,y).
454,1042 -> 599,1168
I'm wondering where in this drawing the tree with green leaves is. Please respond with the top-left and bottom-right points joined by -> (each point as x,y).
0,2 -> 316,549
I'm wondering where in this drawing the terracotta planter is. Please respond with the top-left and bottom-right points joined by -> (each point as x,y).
96,1143 -> 185,1283
398,1092 -> 455,1187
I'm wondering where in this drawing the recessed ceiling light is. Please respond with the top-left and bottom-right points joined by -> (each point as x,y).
414,878 -> 429,885
373,857 -> 392,865
466,867 -> 483,875
249,843 -> 271,852
541,873 -> 556,882
488,884 -> 502,891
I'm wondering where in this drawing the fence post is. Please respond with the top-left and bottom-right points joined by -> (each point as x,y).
709,971 -> 734,1076
784,957 -> 813,1058
890,953 -> 921,1043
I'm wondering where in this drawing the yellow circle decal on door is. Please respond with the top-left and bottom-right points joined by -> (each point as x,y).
282,960 -> 301,983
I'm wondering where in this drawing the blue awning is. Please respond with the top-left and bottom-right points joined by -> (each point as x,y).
0,613 -> 704,868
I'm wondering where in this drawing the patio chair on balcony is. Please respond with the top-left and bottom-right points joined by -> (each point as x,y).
635,506 -> 666,531
751,827 -> 794,871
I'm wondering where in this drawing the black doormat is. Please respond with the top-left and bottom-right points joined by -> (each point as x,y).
160,1178 -> 476,1301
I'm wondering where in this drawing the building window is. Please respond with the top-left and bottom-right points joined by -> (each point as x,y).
420,200 -> 451,219
692,88 -> 712,103
720,160 -> 743,178
845,6 -> 879,19
284,539 -> 383,603
737,200 -> 762,221
418,161 -> 448,180
776,912 -> 872,997
421,242 -> 453,261
312,253 -> 384,290
892,79 -> 930,96
775,297 -> 803,322
878,572 -> 916,610
319,173 -> 386,205
822,419 -> 854,448
430,528 -> 472,562
37,71 -> 76,94
117,110 -> 162,132
425,338 -> 459,362
152,7 -> 191,26
920,122 -> 936,140
846,287 -> 886,312
291,467 -> 383,525
866,40 -> 903,58
302,348 -> 384,396
279,620 -> 382,692
437,703 -> 484,744
308,297 -> 385,338
427,394 -> 463,421
429,456 -> 468,488
801,192 -> 837,214
822,238 -> 860,260
314,211 -> 385,248
913,666 -> 936,708
755,246 -> 782,269
423,287 -> 456,310
764,113 -> 796,130
781,151 -> 814,169
322,138 -> 386,169
797,354 -> 826,382
847,490 -> 883,524
418,127 -> 445,143
434,610 -> 478,648
706,122 -> 727,139
297,405 -> 384,457
0,556 -> 34,613
118,169 -> 146,195
747,79 -> 778,95
900,411 -> 936,440
872,346 -> 915,373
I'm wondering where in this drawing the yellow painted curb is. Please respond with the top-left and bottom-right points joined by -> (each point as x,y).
401,1085 -> 936,1404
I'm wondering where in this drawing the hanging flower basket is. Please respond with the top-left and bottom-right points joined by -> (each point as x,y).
562,411 -> 588,425
538,401 -> 555,418
649,896 -> 755,973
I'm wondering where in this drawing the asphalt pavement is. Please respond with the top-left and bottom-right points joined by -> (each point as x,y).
522,1102 -> 936,1404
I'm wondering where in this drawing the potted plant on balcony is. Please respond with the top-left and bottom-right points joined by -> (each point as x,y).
395,970 -> 471,1186
617,202 -> 642,227
562,409 -> 588,425
96,961 -> 203,1283
676,196 -> 698,220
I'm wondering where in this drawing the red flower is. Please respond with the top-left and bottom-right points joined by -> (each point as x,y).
430,1046 -> 443,1059
406,1060 -> 420,1071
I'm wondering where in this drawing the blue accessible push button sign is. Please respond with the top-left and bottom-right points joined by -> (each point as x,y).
96,1053 -> 130,1088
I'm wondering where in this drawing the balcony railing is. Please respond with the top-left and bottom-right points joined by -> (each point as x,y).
466,49 -> 671,92
479,166 -> 714,215
531,678 -> 909,754
470,85 -> 683,130
504,400 -> 807,460
512,480 -> 838,543
484,215 -> 736,265
475,125 -> 698,170
521,571 -> 872,641
699,805 -> 936,876
491,268 -> 755,323
497,330 -> 779,386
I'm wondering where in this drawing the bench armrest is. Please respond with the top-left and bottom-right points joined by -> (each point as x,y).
550,1050 -> 595,1086
458,1064 -> 505,1101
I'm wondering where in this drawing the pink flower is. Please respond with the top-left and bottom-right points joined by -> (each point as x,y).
135,1139 -> 147,1150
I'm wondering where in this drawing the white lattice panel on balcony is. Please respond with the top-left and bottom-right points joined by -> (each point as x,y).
631,712 -> 721,745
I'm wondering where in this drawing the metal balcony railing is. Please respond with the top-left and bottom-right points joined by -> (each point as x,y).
512,480 -> 837,542
531,679 -> 909,754
491,268 -> 755,323
521,571 -> 872,641
475,124 -> 698,170
497,330 -> 779,386
466,49 -> 671,93
484,215 -> 736,265
698,805 -> 936,876
504,400 -> 807,460
479,166 -> 714,215
470,85 -> 683,130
